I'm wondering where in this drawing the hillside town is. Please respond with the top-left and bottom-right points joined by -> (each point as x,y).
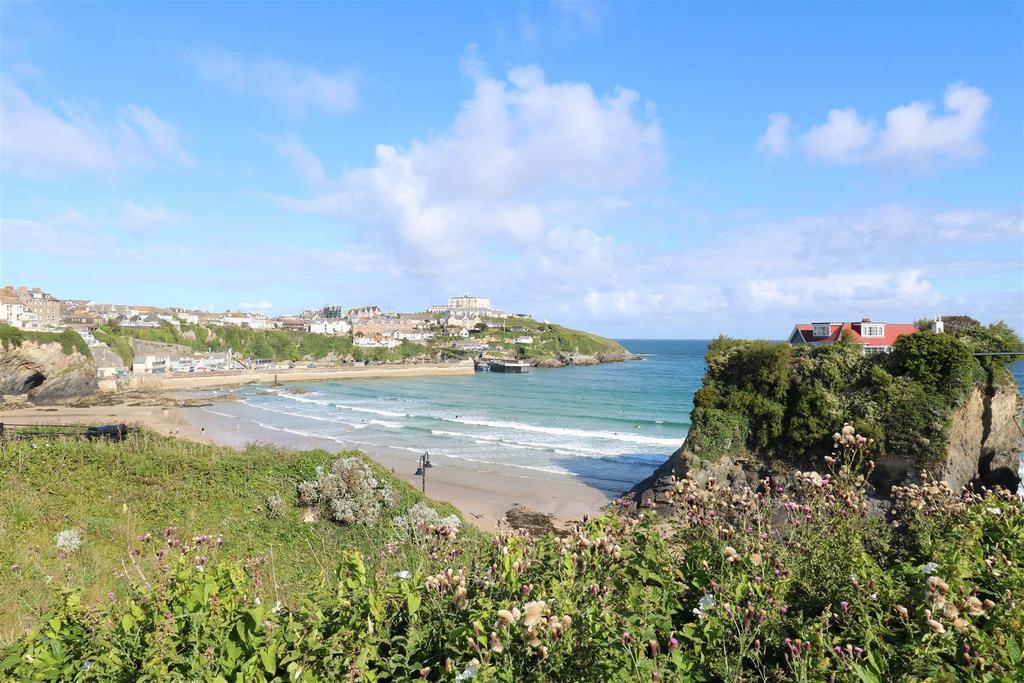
1,286 -> 544,379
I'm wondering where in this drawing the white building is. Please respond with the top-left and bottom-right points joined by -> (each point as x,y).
354,336 -> 400,349
449,295 -> 491,310
221,314 -> 273,330
307,318 -> 351,335
395,330 -> 433,342
0,294 -> 26,328
445,314 -> 482,329
132,355 -> 171,374
515,335 -> 534,345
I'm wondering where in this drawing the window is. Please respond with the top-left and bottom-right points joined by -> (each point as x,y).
812,324 -> 831,338
861,324 -> 885,337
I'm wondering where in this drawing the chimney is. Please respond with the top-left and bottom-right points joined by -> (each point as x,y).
931,317 -> 944,334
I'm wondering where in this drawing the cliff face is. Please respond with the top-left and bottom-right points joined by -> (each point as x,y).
631,384 -> 1023,509
0,340 -> 98,404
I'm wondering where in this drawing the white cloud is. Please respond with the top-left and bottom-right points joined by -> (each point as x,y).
191,50 -> 357,116
767,82 -> 991,168
120,202 -> 177,231
756,113 -> 792,158
0,74 -> 193,177
802,108 -> 875,164
240,301 -> 273,309
267,60 -> 662,274
270,134 -> 326,185
875,83 -> 990,162
553,0 -> 609,35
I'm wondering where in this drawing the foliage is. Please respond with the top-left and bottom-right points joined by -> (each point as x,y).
0,324 -> 91,358
297,457 -> 397,526
3,431 -> 1023,681
691,323 -> 1021,468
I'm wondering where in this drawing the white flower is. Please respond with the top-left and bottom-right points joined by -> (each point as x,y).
985,507 -> 1002,516
395,570 -> 412,580
921,562 -> 938,575
272,600 -> 283,614
54,529 -> 83,553
456,662 -> 479,680
693,593 -> 716,619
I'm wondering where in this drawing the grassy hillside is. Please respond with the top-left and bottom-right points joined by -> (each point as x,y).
471,317 -> 627,359
92,322 -> 431,365
90,318 -> 625,366
0,324 -> 91,359
688,321 -> 1022,467
2,429 -> 1022,680
0,432 -> 479,641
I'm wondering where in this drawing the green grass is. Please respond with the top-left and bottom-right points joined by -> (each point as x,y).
0,431 -> 479,641
0,324 -> 91,358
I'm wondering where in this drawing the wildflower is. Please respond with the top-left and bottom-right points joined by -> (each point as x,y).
395,570 -> 412,580
964,596 -> 984,615
523,601 -> 546,628
750,552 -> 762,566
693,593 -> 716,619
668,636 -> 679,651
723,546 -> 740,562
985,507 -> 1001,516
927,619 -> 945,634
489,632 -> 504,653
622,631 -> 633,644
840,601 -> 850,612
496,609 -> 516,627
455,662 -> 479,681
54,529 -> 83,554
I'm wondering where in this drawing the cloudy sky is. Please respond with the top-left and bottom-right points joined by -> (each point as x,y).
2,1 -> 1021,337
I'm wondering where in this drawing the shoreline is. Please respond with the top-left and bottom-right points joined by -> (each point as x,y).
0,399 -> 617,531
124,361 -> 475,392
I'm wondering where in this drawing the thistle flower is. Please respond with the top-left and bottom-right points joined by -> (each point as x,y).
522,600 -> 546,628
927,619 -> 945,634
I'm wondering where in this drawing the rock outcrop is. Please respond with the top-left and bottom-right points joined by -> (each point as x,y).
0,340 -> 98,404
630,384 -> 1023,512
530,351 -> 641,368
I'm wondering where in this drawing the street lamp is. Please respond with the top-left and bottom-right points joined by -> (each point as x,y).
414,451 -> 433,494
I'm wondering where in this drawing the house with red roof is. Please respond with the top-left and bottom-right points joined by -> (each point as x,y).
787,319 -> 922,355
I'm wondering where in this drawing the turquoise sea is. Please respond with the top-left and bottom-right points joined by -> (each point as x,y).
201,340 -> 706,494
199,341 -> 1024,496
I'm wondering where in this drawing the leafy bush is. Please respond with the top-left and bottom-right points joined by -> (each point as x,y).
297,457 -> 397,526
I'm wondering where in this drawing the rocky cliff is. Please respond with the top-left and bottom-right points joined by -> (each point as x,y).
0,340 -> 98,404
630,383 -> 1023,510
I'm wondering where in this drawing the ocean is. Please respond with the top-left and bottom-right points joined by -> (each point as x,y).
197,341 -> 1024,496
199,340 -> 707,494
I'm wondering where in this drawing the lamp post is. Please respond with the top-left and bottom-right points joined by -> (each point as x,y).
415,451 -> 433,494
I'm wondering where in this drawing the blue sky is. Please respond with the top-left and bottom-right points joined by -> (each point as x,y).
2,1 -> 1021,337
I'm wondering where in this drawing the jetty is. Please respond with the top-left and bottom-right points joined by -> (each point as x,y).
474,358 -> 532,373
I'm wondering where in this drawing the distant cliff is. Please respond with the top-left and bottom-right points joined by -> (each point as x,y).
630,323 -> 1023,508
0,326 -> 97,404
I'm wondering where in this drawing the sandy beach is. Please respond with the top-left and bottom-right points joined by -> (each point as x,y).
137,361 -> 474,391
0,398 -> 614,531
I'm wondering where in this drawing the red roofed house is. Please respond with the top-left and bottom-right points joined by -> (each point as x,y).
787,319 -> 922,355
